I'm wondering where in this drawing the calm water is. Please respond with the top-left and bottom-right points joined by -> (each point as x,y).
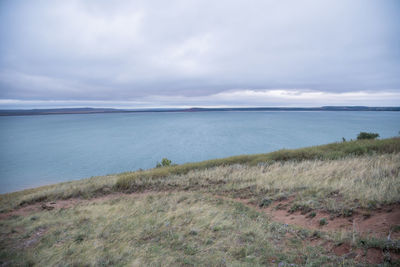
0,111 -> 399,193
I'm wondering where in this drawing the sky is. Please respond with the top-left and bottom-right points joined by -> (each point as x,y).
0,0 -> 399,109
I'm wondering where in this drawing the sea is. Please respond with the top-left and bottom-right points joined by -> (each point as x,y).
0,111 -> 399,193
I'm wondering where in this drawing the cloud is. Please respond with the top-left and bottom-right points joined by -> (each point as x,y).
0,0 -> 399,106
1,89 -> 399,109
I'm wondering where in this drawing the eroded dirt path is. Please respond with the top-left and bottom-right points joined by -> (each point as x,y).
246,197 -> 398,239
216,195 -> 400,264
216,194 -> 400,239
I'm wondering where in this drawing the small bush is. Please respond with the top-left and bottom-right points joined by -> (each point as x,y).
357,132 -> 379,140
319,218 -> 328,226
156,158 -> 172,168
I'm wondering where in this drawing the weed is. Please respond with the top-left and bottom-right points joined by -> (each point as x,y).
30,216 -> 39,221
259,198 -> 273,207
308,211 -> 316,218
289,203 -> 312,214
319,218 -> 328,226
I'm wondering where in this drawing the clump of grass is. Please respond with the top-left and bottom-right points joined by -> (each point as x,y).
289,203 -> 312,214
319,218 -> 328,226
259,198 -> 273,207
308,211 -> 317,218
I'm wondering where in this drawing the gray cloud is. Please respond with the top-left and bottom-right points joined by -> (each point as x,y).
0,0 -> 399,107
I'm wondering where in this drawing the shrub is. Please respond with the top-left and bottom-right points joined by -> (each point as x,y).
156,158 -> 172,168
319,218 -> 328,226
357,132 -> 379,140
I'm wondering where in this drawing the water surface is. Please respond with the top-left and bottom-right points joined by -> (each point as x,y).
0,111 -> 399,193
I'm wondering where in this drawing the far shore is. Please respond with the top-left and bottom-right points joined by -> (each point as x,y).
0,106 -> 399,116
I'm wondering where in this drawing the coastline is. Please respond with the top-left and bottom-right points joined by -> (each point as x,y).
1,106 -> 400,116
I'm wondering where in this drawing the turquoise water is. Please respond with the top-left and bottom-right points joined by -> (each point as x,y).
0,111 -> 399,193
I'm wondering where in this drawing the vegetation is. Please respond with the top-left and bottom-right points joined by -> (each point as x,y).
357,132 -> 379,140
117,153 -> 400,211
319,218 -> 328,226
115,137 -> 400,192
1,137 -> 400,265
0,192 -> 357,266
156,158 -> 173,168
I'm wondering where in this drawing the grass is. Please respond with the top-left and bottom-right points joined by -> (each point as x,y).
0,175 -> 118,213
0,192 -> 352,266
114,153 -> 400,211
115,137 -> 400,191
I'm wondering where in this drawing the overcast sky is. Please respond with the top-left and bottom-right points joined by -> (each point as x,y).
0,0 -> 399,108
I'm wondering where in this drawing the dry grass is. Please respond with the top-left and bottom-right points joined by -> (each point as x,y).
117,153 -> 400,211
115,137 -> 400,190
1,139 -> 399,213
0,192 -> 349,266
0,175 -> 118,213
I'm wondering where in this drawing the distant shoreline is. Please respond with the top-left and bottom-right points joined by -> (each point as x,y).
0,106 -> 399,116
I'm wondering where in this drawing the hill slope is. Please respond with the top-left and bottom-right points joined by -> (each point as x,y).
1,138 -> 400,266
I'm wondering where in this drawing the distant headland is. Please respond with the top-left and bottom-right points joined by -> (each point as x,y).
0,106 -> 399,116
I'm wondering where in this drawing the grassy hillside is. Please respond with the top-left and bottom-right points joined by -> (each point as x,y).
1,137 -> 400,266
1,192 -> 350,266
2,137 -> 399,212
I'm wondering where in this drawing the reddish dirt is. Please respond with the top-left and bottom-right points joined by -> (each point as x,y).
0,192 -> 150,220
332,243 -> 385,265
219,195 -> 400,240
1,197 -> 95,220
333,242 -> 352,256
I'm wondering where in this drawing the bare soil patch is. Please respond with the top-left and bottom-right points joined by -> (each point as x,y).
223,195 -> 400,240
